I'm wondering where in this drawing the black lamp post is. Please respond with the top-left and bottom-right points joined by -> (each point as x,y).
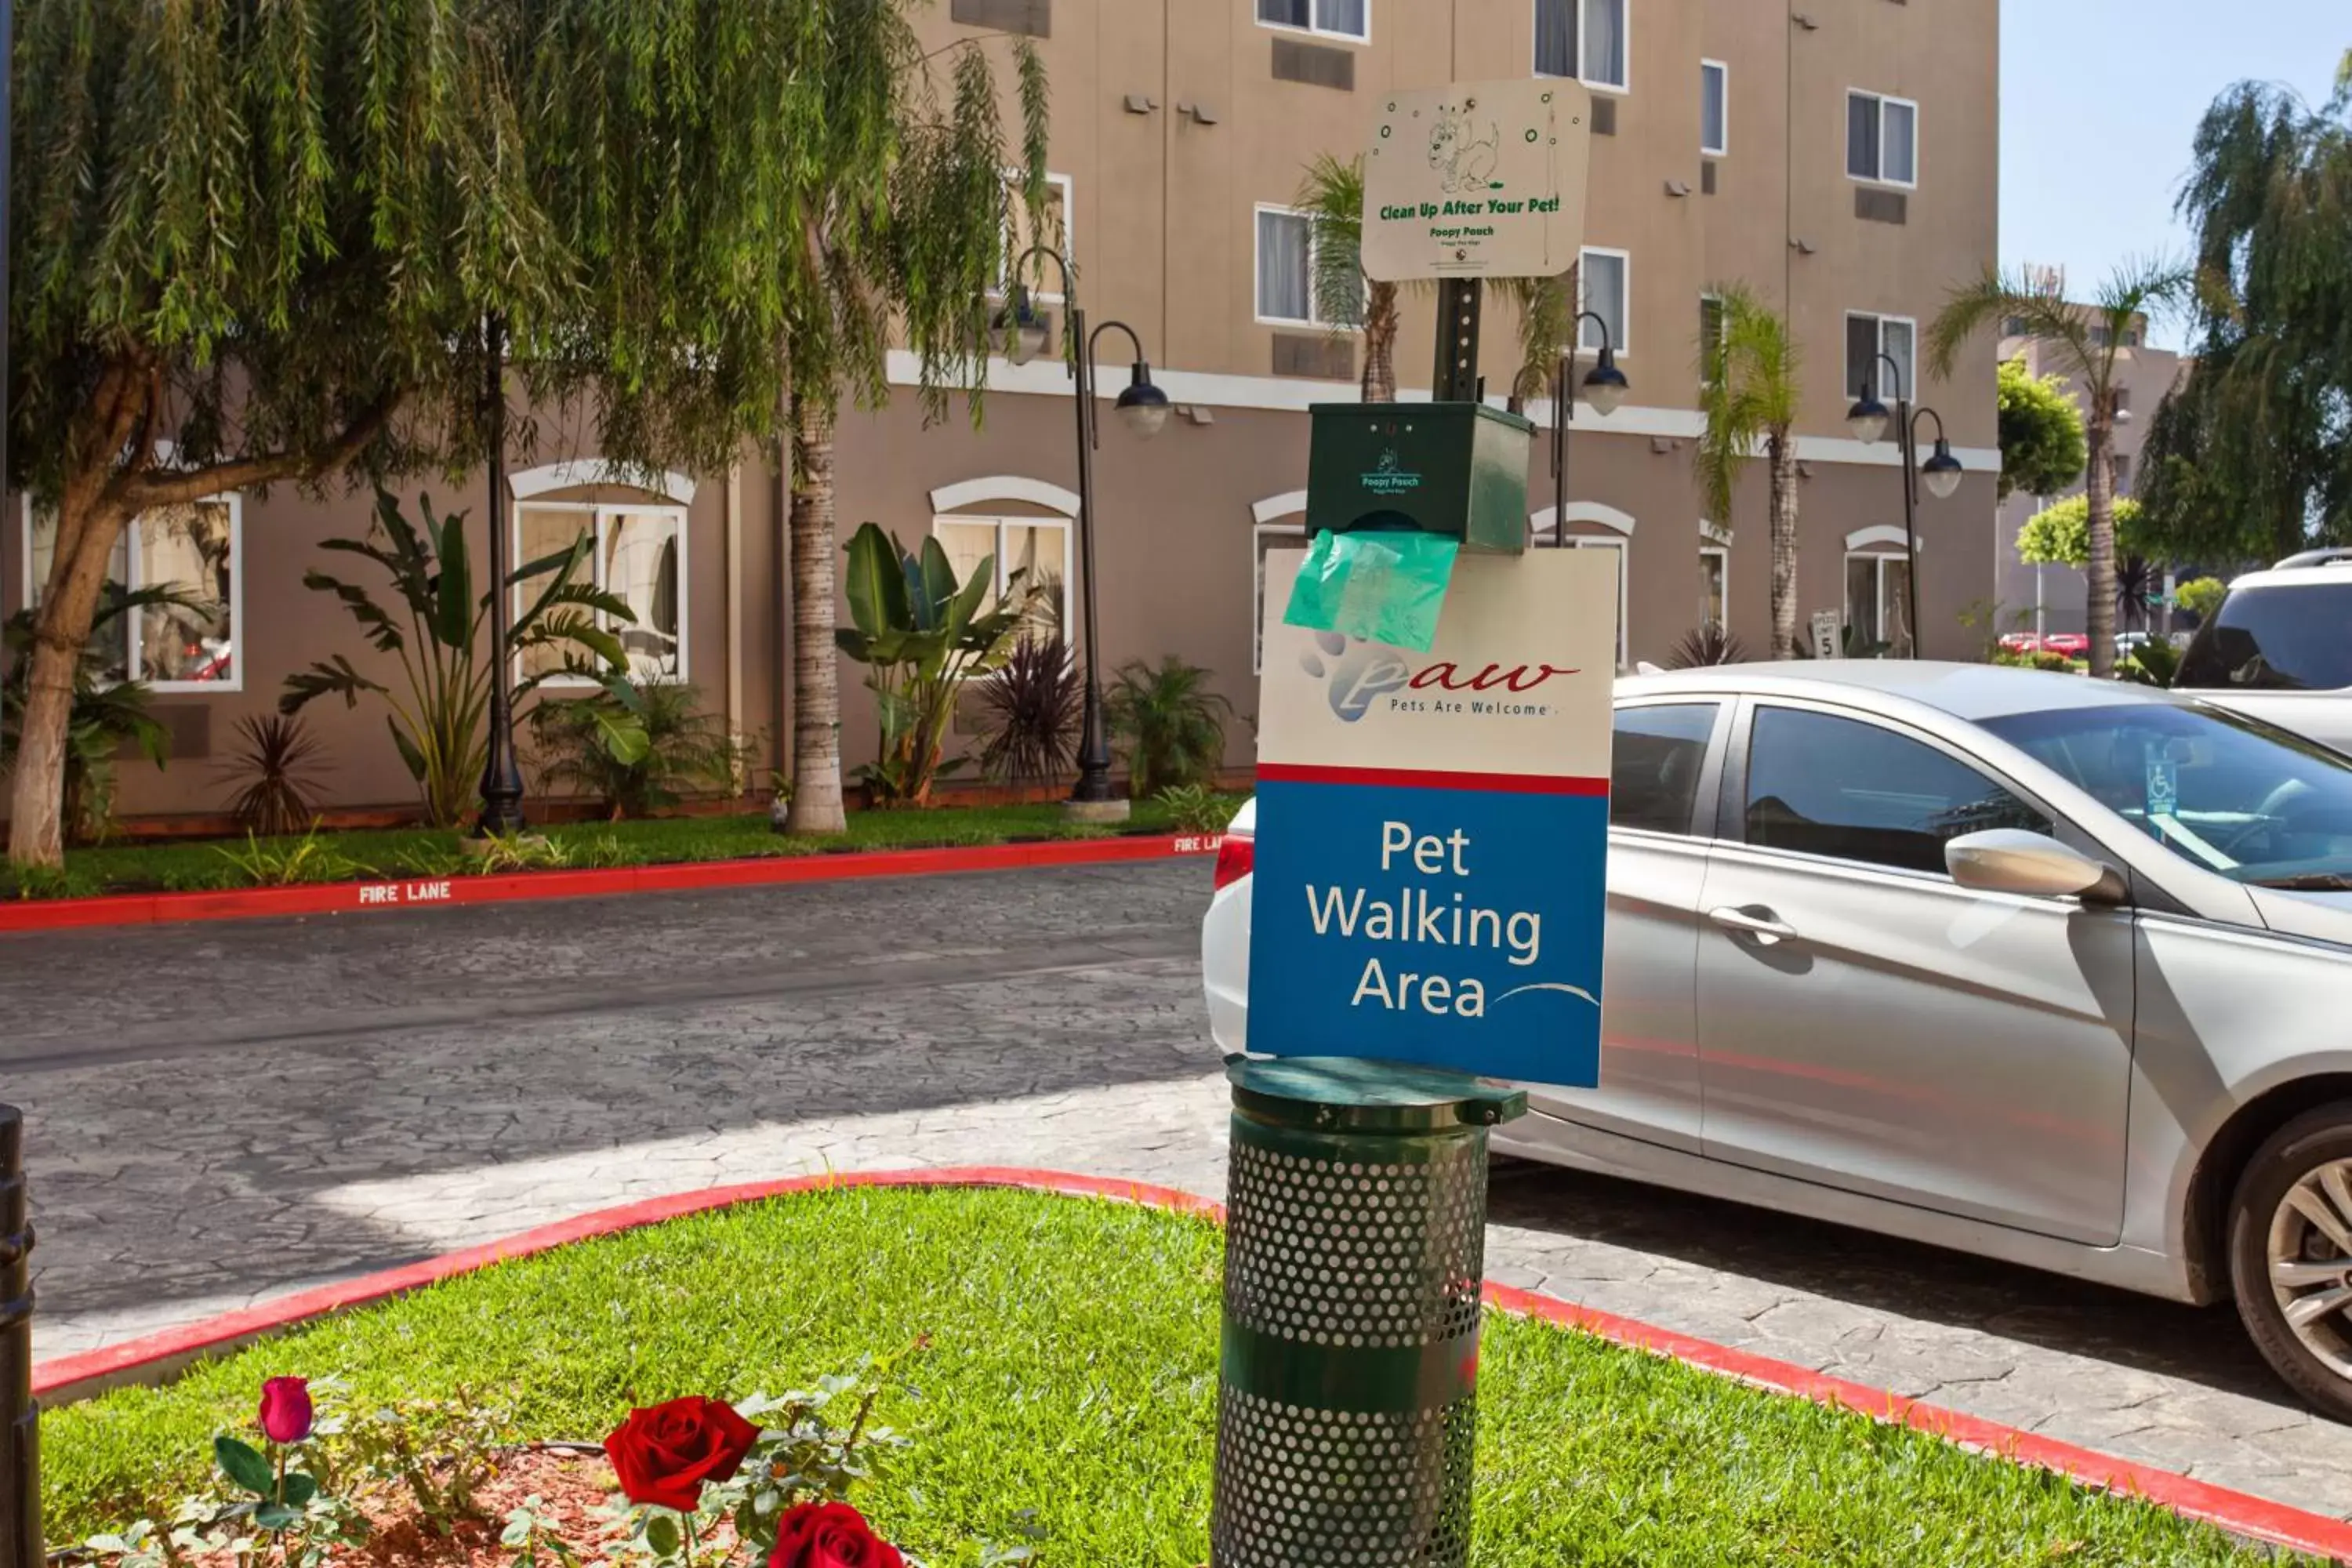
1549,310 -> 1630,548
995,248 -> 1169,813
476,314 -> 527,835
1846,351 -> 1961,657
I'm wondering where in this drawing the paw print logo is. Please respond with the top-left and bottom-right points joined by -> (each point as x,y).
1299,631 -> 1414,723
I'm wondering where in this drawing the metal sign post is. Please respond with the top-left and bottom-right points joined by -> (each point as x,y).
0,1107 -> 38,1568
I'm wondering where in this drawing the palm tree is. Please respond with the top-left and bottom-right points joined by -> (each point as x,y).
1929,260 -> 2189,680
1294,154 -> 1397,401
1497,270 -> 1575,410
1694,285 -> 1805,659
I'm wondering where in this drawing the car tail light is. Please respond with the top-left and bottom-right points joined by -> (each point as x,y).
1214,829 -> 1254,891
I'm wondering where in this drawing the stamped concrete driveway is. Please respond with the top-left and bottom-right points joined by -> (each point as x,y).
3,859 -> 2350,1519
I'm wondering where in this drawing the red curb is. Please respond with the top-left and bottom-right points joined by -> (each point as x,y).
33,1169 -> 2352,1563
0,834 -> 1224,935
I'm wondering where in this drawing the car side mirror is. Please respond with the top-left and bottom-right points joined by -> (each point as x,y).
1945,829 -> 2129,903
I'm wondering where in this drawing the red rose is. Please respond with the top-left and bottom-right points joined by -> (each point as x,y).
603,1397 -> 760,1512
768,1502 -> 903,1568
258,1377 -> 314,1445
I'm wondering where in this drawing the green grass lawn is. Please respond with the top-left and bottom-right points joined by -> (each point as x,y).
2,798 -> 1222,902
41,1186 -> 2308,1567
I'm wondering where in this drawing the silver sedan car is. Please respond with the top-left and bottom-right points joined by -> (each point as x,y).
1203,662 -> 2352,1416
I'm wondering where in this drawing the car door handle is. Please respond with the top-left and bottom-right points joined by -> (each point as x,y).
1708,906 -> 1798,946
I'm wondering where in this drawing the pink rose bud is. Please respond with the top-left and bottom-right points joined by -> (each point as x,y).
259,1377 -> 314,1445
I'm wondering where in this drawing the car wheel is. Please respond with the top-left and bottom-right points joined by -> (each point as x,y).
2228,1105 -> 2352,1421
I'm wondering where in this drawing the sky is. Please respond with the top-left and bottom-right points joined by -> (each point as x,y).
2000,0 -> 2341,350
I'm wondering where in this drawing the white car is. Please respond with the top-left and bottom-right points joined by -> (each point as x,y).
2175,550 -> 2352,753
1204,662 -> 2352,1417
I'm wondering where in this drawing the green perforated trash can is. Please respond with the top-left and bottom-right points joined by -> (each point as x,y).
1210,1058 -> 1527,1568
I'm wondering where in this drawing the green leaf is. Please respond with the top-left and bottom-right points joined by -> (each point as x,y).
388,718 -> 429,782
917,535 -> 959,619
843,524 -> 910,639
214,1437 -> 276,1499
644,1514 -> 681,1559
942,551 -> 993,644
279,1473 -> 319,1508
434,510 -> 474,650
591,707 -> 652,767
252,1504 -> 301,1533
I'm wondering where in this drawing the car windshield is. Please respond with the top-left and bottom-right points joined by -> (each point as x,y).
1979,701 -> 2352,888
2176,582 -> 2352,691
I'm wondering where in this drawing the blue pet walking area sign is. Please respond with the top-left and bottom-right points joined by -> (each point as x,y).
1249,548 -> 1618,1088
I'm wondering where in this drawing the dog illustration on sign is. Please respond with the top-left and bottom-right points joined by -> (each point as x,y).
1428,103 -> 1501,194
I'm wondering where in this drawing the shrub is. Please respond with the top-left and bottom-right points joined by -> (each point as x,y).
217,714 -> 328,837
1106,657 -> 1232,798
1665,624 -> 1747,669
1156,784 -> 1237,835
2122,638 -> 2182,688
2,585 -> 182,844
973,637 -> 1083,786
528,681 -> 746,819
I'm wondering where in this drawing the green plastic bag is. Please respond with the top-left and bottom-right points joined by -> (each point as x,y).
1282,528 -> 1459,652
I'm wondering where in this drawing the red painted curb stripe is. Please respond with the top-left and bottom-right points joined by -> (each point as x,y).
1258,763 -> 1610,797
0,834 -> 1221,936
32,1170 -> 2352,1563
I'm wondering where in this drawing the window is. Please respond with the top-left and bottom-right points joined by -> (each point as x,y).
2177,583 -> 2352,693
2125,327 -> 2143,348
1982,702 -> 2352,885
1579,248 -> 1629,354
2090,325 -> 2113,350
1700,60 -> 1728,155
1846,550 -> 1913,656
514,504 -> 685,682
1568,536 -> 1629,669
1258,0 -> 1367,42
1700,544 -> 1728,630
2113,387 -> 2132,415
934,515 -> 1072,649
2113,454 -> 2133,493
1534,0 -> 1628,92
2002,315 -> 2029,339
1256,206 -> 1360,328
1252,524 -> 1308,673
1612,703 -> 1719,836
1845,312 -> 1915,400
24,499 -> 241,689
1847,91 -> 1918,186
1744,708 -> 2051,875
1000,172 -> 1073,303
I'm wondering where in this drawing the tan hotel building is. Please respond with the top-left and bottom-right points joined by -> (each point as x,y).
2,0 -> 2002,822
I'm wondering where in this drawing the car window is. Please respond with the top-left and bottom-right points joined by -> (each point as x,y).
1611,703 -> 1719,836
2177,583 -> 2352,692
1744,707 -> 2052,874
1981,702 -> 2352,887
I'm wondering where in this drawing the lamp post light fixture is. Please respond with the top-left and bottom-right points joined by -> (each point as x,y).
476,313 -> 528,835
993,248 -> 1170,815
1845,351 -> 1962,657
1549,310 -> 1630,549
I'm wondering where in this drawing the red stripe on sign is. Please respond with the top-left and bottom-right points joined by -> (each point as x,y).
1258,763 -> 1610,797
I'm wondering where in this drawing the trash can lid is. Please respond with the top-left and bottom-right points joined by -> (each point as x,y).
1226,1055 -> 1529,1134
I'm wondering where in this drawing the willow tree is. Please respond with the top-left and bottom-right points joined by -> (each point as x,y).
1929,260 -> 2188,680
2142,60 -> 2352,565
778,20 -> 1048,835
6,0 -> 805,869
1694,285 -> 1804,659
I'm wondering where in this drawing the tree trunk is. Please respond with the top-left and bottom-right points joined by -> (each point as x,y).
7,493 -> 134,869
2084,414 -> 2118,681
783,392 -> 848,835
1768,432 -> 1801,659
1362,281 -> 1399,404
